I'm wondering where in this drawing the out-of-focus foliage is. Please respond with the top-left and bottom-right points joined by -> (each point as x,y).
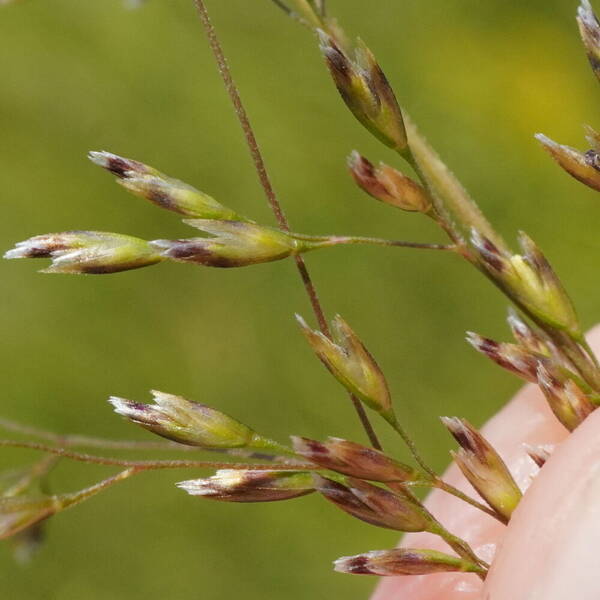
1,1 -> 599,599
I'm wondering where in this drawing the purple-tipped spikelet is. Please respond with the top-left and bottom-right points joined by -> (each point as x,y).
470,228 -> 511,274
578,0 -> 600,82
334,548 -> 484,576
296,314 -> 392,418
470,229 -> 580,338
1,469 -> 134,541
512,232 -> 580,336
466,331 -> 548,383
4,0 -> 600,587
348,151 -> 430,213
88,150 -> 158,178
535,133 -> 600,193
506,308 -> 553,357
109,390 -> 263,449
441,417 -> 521,522
152,220 -> 310,268
0,496 -> 59,541
177,470 -> 314,502
89,151 -> 244,220
536,364 -> 595,431
291,436 -> 421,483
4,231 -> 163,274
318,32 -> 407,152
313,474 -> 432,532
524,444 -> 554,469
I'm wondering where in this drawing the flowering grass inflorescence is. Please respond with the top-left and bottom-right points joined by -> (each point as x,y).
2,0 -> 600,590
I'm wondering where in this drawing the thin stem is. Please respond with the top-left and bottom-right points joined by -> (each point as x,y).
385,414 -> 437,478
192,0 -> 382,450
193,0 -> 285,229
298,234 -> 457,252
431,479 -> 505,523
403,115 -> 508,254
3,455 -> 60,498
395,484 -> 488,578
404,151 -> 465,246
0,439 -> 319,472
60,468 -> 140,509
0,417 -> 301,463
404,125 -> 600,392
433,523 -> 489,577
0,417 -> 188,451
385,415 -> 503,522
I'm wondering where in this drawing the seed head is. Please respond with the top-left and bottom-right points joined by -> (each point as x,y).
0,496 -> 60,541
4,231 -> 163,274
471,229 -> 580,338
319,32 -> 407,152
441,417 -> 522,522
536,364 -> 595,432
291,436 -> 420,483
348,151 -> 430,212
535,133 -> 600,193
152,220 -> 304,268
470,228 -> 511,273
577,1 -> 600,83
177,470 -> 314,502
89,150 -> 244,220
506,308 -> 553,356
313,474 -> 432,532
296,314 -> 392,417
2,470 -> 134,540
109,390 -> 259,449
333,547 -> 484,576
119,176 -> 242,220
88,150 -> 158,178
512,232 -> 580,336
466,331 -> 548,383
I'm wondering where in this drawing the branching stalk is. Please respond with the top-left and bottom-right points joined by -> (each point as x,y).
383,415 -> 503,522
0,416 -> 292,461
0,439 -> 318,471
296,234 -> 457,252
192,0 -> 382,450
393,484 -> 488,578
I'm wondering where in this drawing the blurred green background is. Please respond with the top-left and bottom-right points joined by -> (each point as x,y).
1,0 -> 599,598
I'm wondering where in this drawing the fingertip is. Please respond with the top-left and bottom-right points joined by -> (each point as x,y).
484,408 -> 600,599
370,325 -> 600,600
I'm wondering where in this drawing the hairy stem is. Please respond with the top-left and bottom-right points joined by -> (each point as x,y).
298,234 -> 457,252
0,416 -> 289,461
0,439 -> 318,471
192,0 -> 382,450
60,468 -> 140,508
385,414 -> 438,477
404,115 -> 507,253
3,455 -> 60,498
395,484 -> 488,577
384,415 -> 503,522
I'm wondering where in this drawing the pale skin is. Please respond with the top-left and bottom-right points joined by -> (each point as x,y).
371,325 -> 600,600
